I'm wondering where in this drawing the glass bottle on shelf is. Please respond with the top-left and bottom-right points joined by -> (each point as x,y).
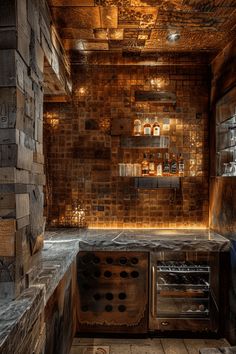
170,154 -> 177,175
143,118 -> 152,136
133,118 -> 142,136
149,153 -> 156,176
141,153 -> 149,176
152,118 -> 160,136
163,153 -> 170,176
178,153 -> 185,176
156,152 -> 163,176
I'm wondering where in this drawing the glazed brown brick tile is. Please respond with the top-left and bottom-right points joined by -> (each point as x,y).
44,65 -> 209,228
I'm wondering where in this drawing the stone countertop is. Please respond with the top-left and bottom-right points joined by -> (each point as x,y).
45,228 -> 231,252
0,228 -> 230,351
0,236 -> 80,352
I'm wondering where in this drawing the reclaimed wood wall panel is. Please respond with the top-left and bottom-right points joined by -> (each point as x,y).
0,0 -> 71,300
45,262 -> 76,354
209,37 -> 236,345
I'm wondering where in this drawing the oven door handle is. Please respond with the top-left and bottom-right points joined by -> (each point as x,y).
151,265 -> 156,317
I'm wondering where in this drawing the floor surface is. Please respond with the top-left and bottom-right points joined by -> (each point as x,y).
70,337 -> 229,354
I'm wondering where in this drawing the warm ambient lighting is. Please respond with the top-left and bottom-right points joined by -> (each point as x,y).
88,226 -> 208,230
150,75 -> 169,89
167,32 -> 180,42
45,112 -> 59,128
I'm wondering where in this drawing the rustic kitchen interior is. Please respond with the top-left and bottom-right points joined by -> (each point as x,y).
0,0 -> 236,353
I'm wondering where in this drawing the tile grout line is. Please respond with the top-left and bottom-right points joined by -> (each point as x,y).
160,338 -> 166,354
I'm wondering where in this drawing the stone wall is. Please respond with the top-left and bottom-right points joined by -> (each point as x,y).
0,0 -> 70,300
44,64 -> 210,229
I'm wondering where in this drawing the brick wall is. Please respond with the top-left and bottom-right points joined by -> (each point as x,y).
44,64 -> 210,228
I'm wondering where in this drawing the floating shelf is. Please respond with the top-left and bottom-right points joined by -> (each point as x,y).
120,136 -> 169,149
134,177 -> 180,189
135,90 -> 176,104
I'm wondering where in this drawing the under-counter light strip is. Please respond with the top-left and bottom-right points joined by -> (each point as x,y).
88,227 -> 208,230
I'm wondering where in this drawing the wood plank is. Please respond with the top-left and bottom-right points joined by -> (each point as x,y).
0,0 -> 16,27
131,343 -> 164,354
0,144 -> 17,167
0,129 -> 19,144
161,339 -> 188,354
17,215 -> 30,230
0,219 -> 16,257
184,339 -> 207,354
0,50 -> 16,87
0,167 -> 30,185
33,152 -> 44,164
33,323 -> 46,354
0,28 -> 17,49
0,193 -> 15,209
16,194 -> 29,219
17,145 -> 33,171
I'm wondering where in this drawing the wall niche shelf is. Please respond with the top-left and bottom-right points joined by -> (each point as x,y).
120,136 -> 169,149
216,85 -> 236,177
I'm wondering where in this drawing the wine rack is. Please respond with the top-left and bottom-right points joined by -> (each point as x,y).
77,251 -> 148,333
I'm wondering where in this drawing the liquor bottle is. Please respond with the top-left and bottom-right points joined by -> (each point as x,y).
152,118 -> 160,136
149,153 -> 156,176
170,154 -> 177,175
133,118 -> 142,136
156,152 -> 163,176
143,118 -> 151,136
178,153 -> 184,176
163,153 -> 170,176
141,153 -> 149,176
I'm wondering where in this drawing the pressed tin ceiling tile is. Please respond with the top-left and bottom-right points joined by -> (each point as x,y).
118,7 -> 158,28
83,41 -> 109,50
51,7 -> 101,28
94,29 -> 108,39
48,0 -> 94,5
100,7 -> 118,28
62,39 -> 85,50
109,28 -> 124,40
60,28 -> 94,40
95,0 -> 131,5
49,0 -> 236,58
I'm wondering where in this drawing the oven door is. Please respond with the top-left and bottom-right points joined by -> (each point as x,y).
149,251 -> 219,332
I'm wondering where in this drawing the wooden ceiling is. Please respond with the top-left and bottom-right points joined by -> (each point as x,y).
48,0 -> 236,62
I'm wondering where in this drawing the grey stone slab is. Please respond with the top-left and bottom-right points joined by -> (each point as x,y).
45,227 -> 230,253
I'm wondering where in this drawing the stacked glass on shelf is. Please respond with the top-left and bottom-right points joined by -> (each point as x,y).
118,152 -> 184,177
222,120 -> 236,176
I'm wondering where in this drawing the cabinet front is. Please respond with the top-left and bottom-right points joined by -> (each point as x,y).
149,251 -> 219,332
77,251 -> 149,333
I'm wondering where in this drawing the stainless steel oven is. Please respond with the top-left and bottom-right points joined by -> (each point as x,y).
149,251 -> 219,332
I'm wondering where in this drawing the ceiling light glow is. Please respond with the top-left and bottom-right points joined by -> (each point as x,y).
167,32 -> 180,42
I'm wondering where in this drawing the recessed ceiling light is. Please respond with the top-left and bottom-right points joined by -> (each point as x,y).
167,32 -> 180,42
